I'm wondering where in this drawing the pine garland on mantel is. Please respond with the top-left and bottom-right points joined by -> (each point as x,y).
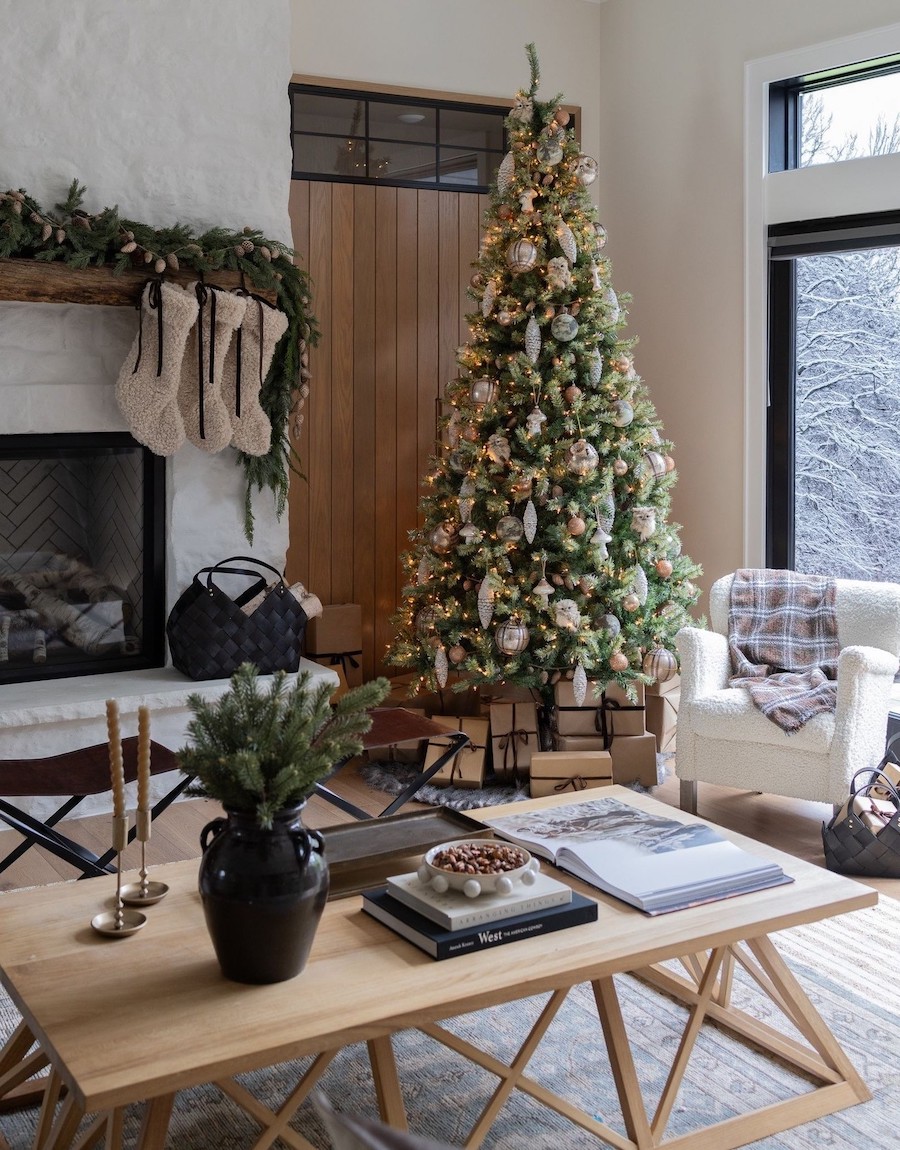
0,180 -> 319,541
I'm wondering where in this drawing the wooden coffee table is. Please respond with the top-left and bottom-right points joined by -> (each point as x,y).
0,789 -> 877,1150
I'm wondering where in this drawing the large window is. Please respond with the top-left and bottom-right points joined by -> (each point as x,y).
765,54 -> 900,578
290,84 -> 510,192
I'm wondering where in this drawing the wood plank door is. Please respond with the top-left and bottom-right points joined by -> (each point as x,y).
287,181 -> 486,681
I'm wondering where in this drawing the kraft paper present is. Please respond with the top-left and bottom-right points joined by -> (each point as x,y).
304,604 -> 362,658
529,751 -> 613,799
554,681 -> 646,738
312,654 -> 362,689
489,700 -> 540,780
423,715 -> 489,788
607,732 -> 659,788
646,690 -> 679,754
554,734 -> 608,753
645,673 -> 680,698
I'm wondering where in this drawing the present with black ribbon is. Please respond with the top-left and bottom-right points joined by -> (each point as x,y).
529,750 -> 613,799
490,700 -> 540,781
306,604 -> 363,687
554,681 -> 646,738
554,731 -> 660,788
422,716 -> 489,788
646,690 -> 679,753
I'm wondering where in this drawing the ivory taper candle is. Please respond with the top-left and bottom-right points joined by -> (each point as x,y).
137,705 -> 151,813
106,698 -> 126,819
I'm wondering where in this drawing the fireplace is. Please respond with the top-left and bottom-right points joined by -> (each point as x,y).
0,432 -> 165,684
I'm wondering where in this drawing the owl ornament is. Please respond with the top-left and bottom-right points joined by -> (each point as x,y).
553,598 -> 582,632
546,256 -> 573,292
631,506 -> 657,543
486,434 -> 511,464
509,94 -> 534,123
519,188 -> 539,214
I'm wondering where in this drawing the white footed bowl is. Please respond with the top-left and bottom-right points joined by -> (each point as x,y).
418,838 -> 540,899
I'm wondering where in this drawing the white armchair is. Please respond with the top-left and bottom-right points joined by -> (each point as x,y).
675,573 -> 900,813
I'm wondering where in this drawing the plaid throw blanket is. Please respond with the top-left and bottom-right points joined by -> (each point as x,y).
728,569 -> 839,732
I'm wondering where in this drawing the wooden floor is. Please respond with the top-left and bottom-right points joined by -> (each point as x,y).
1,758 -> 897,903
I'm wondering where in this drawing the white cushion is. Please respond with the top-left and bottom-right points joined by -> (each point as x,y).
689,687 -> 834,753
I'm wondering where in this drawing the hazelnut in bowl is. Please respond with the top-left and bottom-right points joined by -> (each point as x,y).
418,839 -> 540,899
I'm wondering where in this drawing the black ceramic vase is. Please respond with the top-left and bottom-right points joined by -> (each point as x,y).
198,803 -> 329,984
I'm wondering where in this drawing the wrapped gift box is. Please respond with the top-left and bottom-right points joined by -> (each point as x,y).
610,732 -> 659,788
305,604 -> 362,657
529,751 -> 613,799
312,655 -> 362,689
489,700 -> 540,781
383,672 -> 482,718
554,681 -> 646,738
423,715 -> 489,788
646,690 -> 679,754
645,673 -> 680,697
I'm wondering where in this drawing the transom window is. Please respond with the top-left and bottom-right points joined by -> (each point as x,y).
290,84 -> 510,192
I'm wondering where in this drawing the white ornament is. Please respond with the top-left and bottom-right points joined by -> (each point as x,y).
557,221 -> 577,265
525,315 -> 542,363
603,285 -> 620,324
526,405 -> 547,436
596,493 -> 615,534
631,507 -> 656,543
533,577 -> 554,607
554,598 -> 582,631
572,662 -> 589,708
458,476 -> 475,522
477,576 -> 495,629
481,280 -> 496,318
590,262 -> 602,291
416,556 -> 431,585
523,499 -> 538,543
497,151 -> 515,195
459,522 -> 481,542
630,564 -> 649,605
546,256 -> 572,291
435,646 -> 449,689
590,524 -> 612,561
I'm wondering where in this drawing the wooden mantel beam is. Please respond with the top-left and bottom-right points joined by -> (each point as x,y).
0,258 -> 275,307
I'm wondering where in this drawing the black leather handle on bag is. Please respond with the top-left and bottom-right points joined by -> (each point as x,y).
202,556 -> 285,589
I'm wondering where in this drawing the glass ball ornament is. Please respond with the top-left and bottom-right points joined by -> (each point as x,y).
551,312 -> 579,342
429,522 -> 456,553
612,459 -> 629,476
537,136 -> 563,165
610,400 -> 634,427
448,645 -> 467,665
497,310 -> 514,326
643,451 -> 667,479
566,438 -> 599,476
506,239 -> 538,274
622,593 -> 640,612
643,648 -> 678,683
575,154 -> 598,185
656,558 -> 673,578
470,377 -> 498,406
495,616 -> 530,656
496,515 -> 524,543
609,651 -> 629,672
597,613 -> 621,638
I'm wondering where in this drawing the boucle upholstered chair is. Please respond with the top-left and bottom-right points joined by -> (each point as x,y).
675,573 -> 900,814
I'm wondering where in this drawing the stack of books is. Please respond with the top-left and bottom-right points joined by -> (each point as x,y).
361,869 -> 597,960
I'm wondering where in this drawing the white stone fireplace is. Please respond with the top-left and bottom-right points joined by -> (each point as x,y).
0,0 -> 336,819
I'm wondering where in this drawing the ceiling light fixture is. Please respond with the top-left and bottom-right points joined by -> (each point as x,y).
398,112 -> 425,124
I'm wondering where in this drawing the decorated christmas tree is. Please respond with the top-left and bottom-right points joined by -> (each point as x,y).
387,46 -> 701,709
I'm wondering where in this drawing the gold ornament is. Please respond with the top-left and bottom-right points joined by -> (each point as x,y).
564,384 -> 582,404
656,558 -> 674,578
613,458 -> 628,476
609,651 -> 629,672
469,378 -> 498,406
566,439 -> 599,476
664,455 -> 676,472
623,593 -> 640,612
567,516 -> 586,536
448,645 -> 467,665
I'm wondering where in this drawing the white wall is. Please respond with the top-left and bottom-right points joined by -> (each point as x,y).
0,0 -> 296,608
594,0 -> 900,602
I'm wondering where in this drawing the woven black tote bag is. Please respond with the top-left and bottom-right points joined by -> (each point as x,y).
166,556 -> 307,681
822,738 -> 900,878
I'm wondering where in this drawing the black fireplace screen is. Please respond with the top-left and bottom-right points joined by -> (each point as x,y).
0,433 -> 165,684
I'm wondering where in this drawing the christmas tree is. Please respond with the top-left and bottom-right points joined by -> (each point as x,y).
387,46 -> 701,708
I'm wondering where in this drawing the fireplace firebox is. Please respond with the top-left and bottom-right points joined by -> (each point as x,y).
0,432 -> 165,684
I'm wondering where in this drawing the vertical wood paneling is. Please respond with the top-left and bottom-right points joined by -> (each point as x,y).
373,188 -> 398,678
352,185 -> 377,674
415,192 -> 439,487
330,184 -> 355,601
287,180 -> 483,681
286,180 -> 311,590
305,181 -> 334,604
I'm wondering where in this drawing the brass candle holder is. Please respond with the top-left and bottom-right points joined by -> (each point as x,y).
91,814 -> 147,937
121,809 -> 169,906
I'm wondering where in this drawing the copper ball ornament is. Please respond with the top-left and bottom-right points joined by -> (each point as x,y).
556,108 -> 570,127
622,593 -> 640,612
609,651 -> 629,672
664,455 -> 676,472
448,645 -> 467,664
656,558 -> 673,578
495,616 -> 530,656
612,458 -> 628,476
643,648 -> 678,683
564,384 -> 582,404
567,516 -> 586,536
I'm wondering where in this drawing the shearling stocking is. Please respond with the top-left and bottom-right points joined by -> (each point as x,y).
114,281 -> 199,456
177,285 -> 247,453
221,296 -> 288,456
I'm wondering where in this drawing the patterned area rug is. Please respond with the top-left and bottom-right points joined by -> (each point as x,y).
1,892 -> 898,1148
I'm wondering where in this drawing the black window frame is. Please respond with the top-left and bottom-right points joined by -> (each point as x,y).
289,82 -> 513,193
766,209 -> 900,568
